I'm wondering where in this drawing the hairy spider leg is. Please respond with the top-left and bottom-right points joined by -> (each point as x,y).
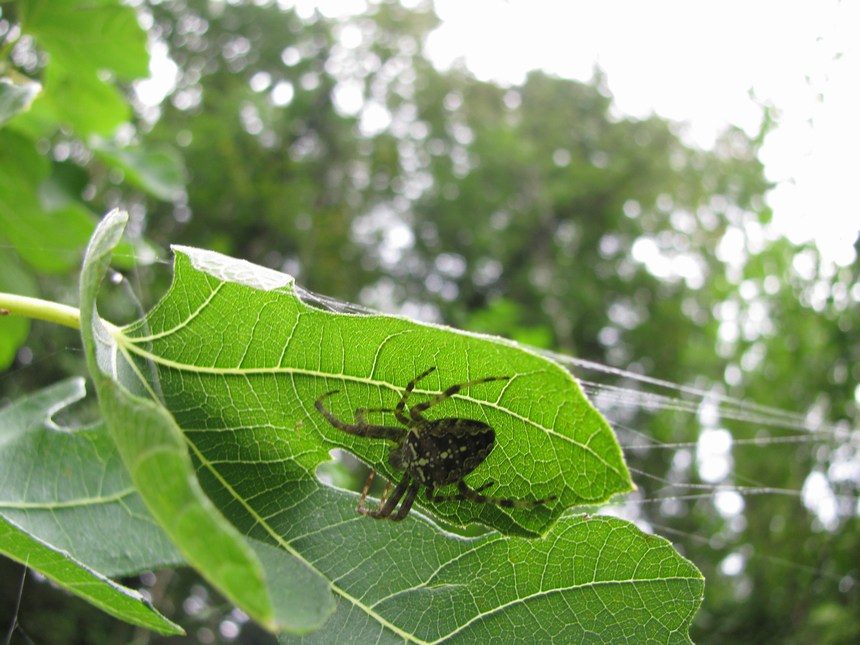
355,406 -> 396,425
359,474 -> 420,520
392,367 -> 512,423
354,469 -> 383,512
408,375 -> 511,422
314,391 -> 405,441
471,481 -> 495,493
356,470 -> 394,514
427,480 -> 557,509
316,391 -> 416,518
356,469 -> 375,514
393,366 -> 438,425
391,480 -> 421,520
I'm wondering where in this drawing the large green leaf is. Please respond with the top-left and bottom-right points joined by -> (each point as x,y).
0,514 -> 182,635
72,211 -> 702,640
125,244 -> 632,535
21,0 -> 149,81
0,377 -> 182,632
0,378 -> 182,576
79,210 -> 335,635
0,130 -> 95,273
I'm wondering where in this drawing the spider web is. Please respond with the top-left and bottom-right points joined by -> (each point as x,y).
291,277 -> 860,622
2,229 -> 856,643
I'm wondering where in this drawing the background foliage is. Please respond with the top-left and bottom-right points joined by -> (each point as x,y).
1,0 -> 858,643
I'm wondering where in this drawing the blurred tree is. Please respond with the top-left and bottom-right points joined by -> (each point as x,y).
139,3 -> 859,639
683,236 -> 860,644
1,0 -> 856,642
0,0 -> 185,398
143,0 -> 443,298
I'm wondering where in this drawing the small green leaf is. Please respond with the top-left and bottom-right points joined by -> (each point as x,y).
0,130 -> 95,273
41,63 -> 130,136
0,129 -> 48,187
0,515 -> 183,636
0,378 -> 182,576
0,77 -> 41,126
0,86 -> 60,139
93,141 -> 187,201
22,0 -> 149,81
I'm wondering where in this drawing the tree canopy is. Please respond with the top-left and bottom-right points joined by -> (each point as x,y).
1,1 -> 857,643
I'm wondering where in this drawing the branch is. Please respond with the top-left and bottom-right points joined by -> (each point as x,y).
0,293 -> 81,330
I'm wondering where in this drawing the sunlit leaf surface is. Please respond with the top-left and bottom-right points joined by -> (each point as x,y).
71,212 -> 701,641
120,245 -> 632,535
79,211 -> 334,634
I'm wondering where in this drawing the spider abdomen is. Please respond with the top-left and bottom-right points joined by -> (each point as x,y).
316,369 -> 555,520
401,419 -> 495,487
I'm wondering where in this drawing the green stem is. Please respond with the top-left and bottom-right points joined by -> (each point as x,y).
0,292 -> 81,330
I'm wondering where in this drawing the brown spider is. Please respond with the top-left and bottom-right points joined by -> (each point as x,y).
315,367 -> 557,521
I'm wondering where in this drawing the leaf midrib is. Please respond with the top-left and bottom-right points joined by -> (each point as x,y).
0,487 -> 137,510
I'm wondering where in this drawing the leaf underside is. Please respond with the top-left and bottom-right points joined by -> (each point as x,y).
64,212 -> 702,641
123,245 -> 633,536
0,380 -> 182,636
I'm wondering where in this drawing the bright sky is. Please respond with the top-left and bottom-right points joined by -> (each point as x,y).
424,0 -> 860,267
228,1 -> 860,266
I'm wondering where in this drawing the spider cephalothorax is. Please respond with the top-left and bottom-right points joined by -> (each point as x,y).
315,367 -> 556,520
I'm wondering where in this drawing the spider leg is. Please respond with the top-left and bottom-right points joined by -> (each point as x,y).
391,481 -> 421,521
429,480 -> 556,508
408,375 -> 510,422
380,478 -> 392,505
473,480 -> 495,494
428,481 -> 494,501
361,474 -> 413,519
357,470 -> 394,513
356,469 -> 376,514
355,407 -> 396,425
315,391 -> 405,441
394,367 -> 437,425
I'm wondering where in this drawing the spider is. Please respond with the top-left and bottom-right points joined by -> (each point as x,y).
315,367 -> 557,521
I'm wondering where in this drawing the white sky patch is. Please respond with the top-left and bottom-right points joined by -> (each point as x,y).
278,0 -> 370,19
697,427 -> 733,483
720,551 -> 745,576
715,489 -> 744,519
359,100 -> 392,136
135,40 -> 178,106
802,470 -> 839,530
631,236 -> 705,288
136,0 -> 859,265
271,80 -> 296,107
332,78 -> 364,115
429,0 -> 860,266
